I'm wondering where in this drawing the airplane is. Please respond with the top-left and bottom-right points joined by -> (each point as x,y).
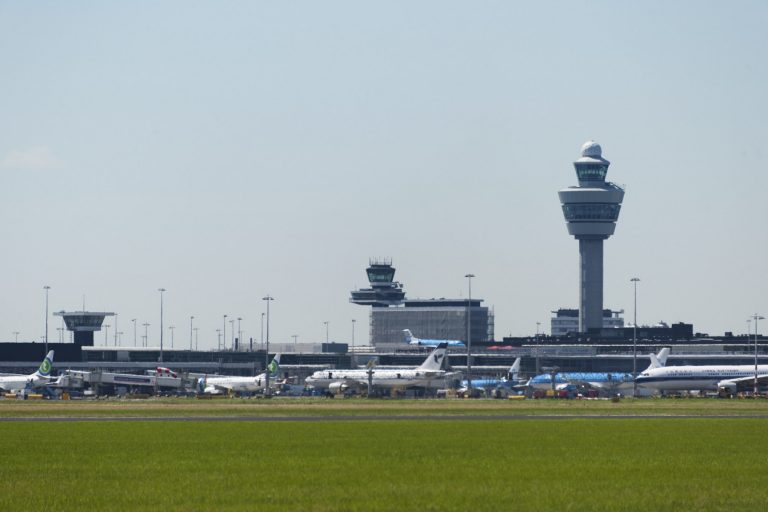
403,329 -> 466,348
528,348 -> 670,396
459,358 -> 523,392
197,354 -> 281,395
0,350 -> 55,393
305,343 -> 455,395
636,358 -> 768,395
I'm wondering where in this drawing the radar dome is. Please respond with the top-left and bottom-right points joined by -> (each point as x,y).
580,140 -> 602,158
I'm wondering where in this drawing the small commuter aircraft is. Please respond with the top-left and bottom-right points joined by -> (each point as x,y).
197,354 -> 281,395
403,329 -> 466,348
0,350 -> 55,393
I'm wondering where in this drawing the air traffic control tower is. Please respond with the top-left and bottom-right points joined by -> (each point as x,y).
558,141 -> 625,332
350,259 -> 405,307
54,311 -> 114,346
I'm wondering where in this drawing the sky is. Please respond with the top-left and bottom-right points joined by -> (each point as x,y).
1,1 -> 767,349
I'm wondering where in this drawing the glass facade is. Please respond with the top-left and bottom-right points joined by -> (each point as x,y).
575,163 -> 608,181
370,305 -> 493,345
367,268 -> 395,283
562,203 -> 621,221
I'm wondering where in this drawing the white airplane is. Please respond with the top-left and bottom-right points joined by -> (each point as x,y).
305,343 -> 454,395
197,354 -> 280,395
403,329 -> 466,348
636,358 -> 768,395
0,350 -> 55,393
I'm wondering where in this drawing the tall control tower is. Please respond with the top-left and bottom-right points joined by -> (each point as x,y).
558,141 -> 625,332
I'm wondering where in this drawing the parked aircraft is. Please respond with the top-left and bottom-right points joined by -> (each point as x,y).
528,348 -> 670,396
403,329 -> 466,348
305,343 -> 454,394
636,359 -> 768,394
459,358 -> 522,391
0,350 -> 54,393
197,354 -> 280,395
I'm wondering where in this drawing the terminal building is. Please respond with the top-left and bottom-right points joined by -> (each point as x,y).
350,259 -> 494,347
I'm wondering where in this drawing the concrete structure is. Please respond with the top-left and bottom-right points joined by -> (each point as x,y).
550,308 -> 624,336
558,141 -> 625,332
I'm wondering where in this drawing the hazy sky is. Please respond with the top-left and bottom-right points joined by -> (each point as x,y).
1,1 -> 767,349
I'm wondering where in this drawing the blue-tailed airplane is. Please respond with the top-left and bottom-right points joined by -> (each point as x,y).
403,329 -> 466,348
527,348 -> 670,396
460,358 -> 523,391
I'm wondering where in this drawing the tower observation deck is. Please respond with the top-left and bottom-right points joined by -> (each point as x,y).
558,141 -> 625,332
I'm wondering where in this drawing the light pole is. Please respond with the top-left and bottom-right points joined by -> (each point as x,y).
104,324 -> 110,345
216,329 -> 222,349
193,327 -> 199,350
114,313 -> 119,346
237,317 -> 242,351
324,321 -> 329,343
292,334 -> 298,349
262,295 -> 274,395
143,323 -> 150,347
13,331 -> 19,342
752,314 -> 764,395
169,326 -> 175,349
631,277 -> 640,397
132,318 -> 137,347
229,319 -> 235,349
189,316 -> 194,351
158,288 -> 166,363
261,312 -> 265,350
465,273 -> 475,395
43,285 -> 50,355
117,331 -> 124,346
223,314 -> 227,350
535,321 -> 541,374
351,319 -> 356,366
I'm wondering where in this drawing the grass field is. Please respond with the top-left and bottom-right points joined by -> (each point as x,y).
1,415 -> 767,511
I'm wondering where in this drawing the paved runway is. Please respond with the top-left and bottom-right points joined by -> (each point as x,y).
3,414 -> 768,422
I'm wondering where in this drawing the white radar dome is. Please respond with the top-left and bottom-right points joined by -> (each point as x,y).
580,140 -> 602,158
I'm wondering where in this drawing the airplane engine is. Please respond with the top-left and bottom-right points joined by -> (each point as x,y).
717,381 -> 738,397
196,377 -> 207,394
328,382 -> 349,395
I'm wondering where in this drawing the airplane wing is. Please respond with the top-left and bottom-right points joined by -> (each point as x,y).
718,374 -> 768,392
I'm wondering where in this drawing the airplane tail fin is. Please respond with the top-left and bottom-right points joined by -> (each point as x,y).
403,329 -> 415,344
646,347 -> 671,370
196,376 -> 207,394
33,350 -> 54,378
417,343 -> 448,371
268,354 -> 281,377
508,357 -> 521,382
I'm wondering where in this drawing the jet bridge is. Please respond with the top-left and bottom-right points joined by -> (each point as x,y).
54,369 -> 192,393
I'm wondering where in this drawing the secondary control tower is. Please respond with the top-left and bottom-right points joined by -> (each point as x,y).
558,141 -> 625,332
54,310 -> 115,346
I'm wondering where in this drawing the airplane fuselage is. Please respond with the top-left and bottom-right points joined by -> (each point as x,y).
637,365 -> 768,392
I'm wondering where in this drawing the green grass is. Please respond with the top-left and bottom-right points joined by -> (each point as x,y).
3,396 -> 768,418
1,419 -> 767,511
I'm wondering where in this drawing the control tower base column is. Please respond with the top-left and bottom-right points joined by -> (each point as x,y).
579,238 -> 604,332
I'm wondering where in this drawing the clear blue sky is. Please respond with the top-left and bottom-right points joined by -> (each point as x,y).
1,1 -> 766,348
